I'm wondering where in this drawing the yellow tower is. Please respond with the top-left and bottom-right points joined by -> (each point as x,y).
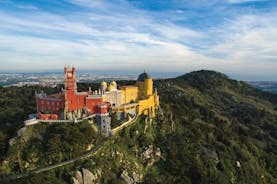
113,71 -> 159,118
137,71 -> 153,99
144,77 -> 153,97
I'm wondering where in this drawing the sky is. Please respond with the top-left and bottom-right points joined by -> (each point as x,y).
0,0 -> 276,80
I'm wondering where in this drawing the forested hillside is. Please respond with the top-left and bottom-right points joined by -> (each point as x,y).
0,70 -> 276,184
148,70 -> 277,183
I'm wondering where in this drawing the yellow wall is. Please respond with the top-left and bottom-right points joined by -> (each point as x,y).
102,95 -> 107,102
138,95 -> 156,117
108,76 -> 159,118
120,86 -> 138,105
137,81 -> 144,99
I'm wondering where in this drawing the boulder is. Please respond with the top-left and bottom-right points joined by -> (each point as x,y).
141,145 -> 154,161
74,170 -> 83,184
121,170 -> 134,184
132,171 -> 141,183
82,168 -> 95,184
72,177 -> 81,184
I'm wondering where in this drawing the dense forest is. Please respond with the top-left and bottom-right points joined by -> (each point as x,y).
0,70 -> 276,183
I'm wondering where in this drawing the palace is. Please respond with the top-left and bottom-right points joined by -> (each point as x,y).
35,66 -> 159,135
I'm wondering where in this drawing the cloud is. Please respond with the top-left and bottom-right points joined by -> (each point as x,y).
206,13 -> 277,62
201,11 -> 277,78
0,0 -> 276,80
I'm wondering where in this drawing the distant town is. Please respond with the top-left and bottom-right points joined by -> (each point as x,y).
0,71 -> 276,94
0,72 -> 134,87
0,71 -> 180,87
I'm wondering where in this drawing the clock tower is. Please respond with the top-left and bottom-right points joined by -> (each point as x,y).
64,66 -> 77,91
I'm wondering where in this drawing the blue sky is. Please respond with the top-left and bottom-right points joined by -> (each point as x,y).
0,0 -> 276,80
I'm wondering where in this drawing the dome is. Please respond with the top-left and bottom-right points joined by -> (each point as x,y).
106,85 -> 112,91
100,81 -> 107,87
137,72 -> 151,82
100,81 -> 107,91
107,82 -> 116,91
111,81 -> 117,87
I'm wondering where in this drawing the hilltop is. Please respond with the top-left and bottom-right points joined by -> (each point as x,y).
152,70 -> 277,183
0,70 -> 276,183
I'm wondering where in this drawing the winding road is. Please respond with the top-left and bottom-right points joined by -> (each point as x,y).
3,114 -> 138,181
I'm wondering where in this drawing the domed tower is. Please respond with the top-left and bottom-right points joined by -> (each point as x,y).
100,81 -> 107,93
107,81 -> 117,91
137,71 -> 153,99
111,81 -> 117,89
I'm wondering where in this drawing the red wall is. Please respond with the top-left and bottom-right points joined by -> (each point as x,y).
36,95 -> 64,114
86,98 -> 102,114
97,103 -> 110,114
38,113 -> 58,120
66,91 -> 88,111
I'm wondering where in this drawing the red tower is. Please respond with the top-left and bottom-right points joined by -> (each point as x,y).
97,103 -> 109,114
36,66 -> 103,120
64,66 -> 87,112
64,66 -> 77,91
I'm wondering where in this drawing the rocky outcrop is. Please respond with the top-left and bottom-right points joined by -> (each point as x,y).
83,168 -> 95,184
132,171 -> 143,183
121,170 -> 143,184
121,170 -> 135,184
141,145 -> 162,167
65,108 -> 90,120
74,171 -> 83,184
141,145 -> 154,161
72,168 -> 102,184
73,177 -> 81,184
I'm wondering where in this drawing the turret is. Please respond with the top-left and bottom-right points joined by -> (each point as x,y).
64,66 -> 68,73
72,66 -> 76,74
137,71 -> 152,99
100,81 -> 107,93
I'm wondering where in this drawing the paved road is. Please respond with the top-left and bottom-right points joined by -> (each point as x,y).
4,115 -> 139,181
6,141 -> 105,181
112,115 -> 138,135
